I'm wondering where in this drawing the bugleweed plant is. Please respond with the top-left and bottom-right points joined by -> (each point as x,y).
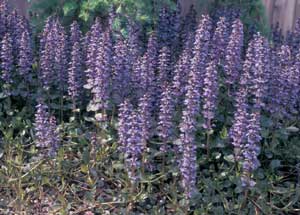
0,0 -> 300,214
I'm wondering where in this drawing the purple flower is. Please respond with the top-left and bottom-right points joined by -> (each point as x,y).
224,19 -> 244,87
34,103 -> 50,148
133,54 -> 155,100
84,18 -> 102,90
89,29 -> 113,119
118,99 -> 134,154
0,0 -> 9,38
137,92 -> 153,151
229,79 -> 249,161
179,15 -> 212,198
53,20 -> 68,91
48,116 -> 60,157
157,46 -> 172,93
127,20 -> 142,61
202,60 -> 219,131
1,33 -> 13,84
190,15 -> 212,95
144,33 -> 159,109
69,21 -> 82,47
39,16 -> 54,53
240,33 -> 268,188
276,45 -> 298,116
210,17 -> 228,62
34,103 -> 60,157
113,37 -> 131,103
145,33 -> 159,78
6,10 -> 20,56
291,51 -> 300,112
68,41 -> 83,109
158,85 -> 174,152
118,99 -> 143,184
39,18 -> 67,91
242,111 -> 261,187
39,27 -> 55,90
18,30 -> 33,81
249,34 -> 268,111
172,39 -> 193,106
275,45 -> 293,118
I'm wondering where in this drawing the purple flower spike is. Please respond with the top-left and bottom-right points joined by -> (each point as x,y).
179,15 -> 212,199
1,33 -> 13,84
172,40 -> 193,106
39,28 -> 55,90
158,86 -> 174,152
240,33 -> 268,188
39,18 -> 67,91
34,103 -> 60,157
68,41 -> 83,109
210,17 -> 228,62
138,92 -> 153,151
54,21 -> 68,91
118,99 -> 143,184
48,116 -> 60,157
202,60 -> 219,131
229,81 -> 249,161
70,21 -> 82,47
34,103 -> 50,148
0,0 -> 10,38
145,33 -> 159,79
85,18 -> 102,90
158,46 -> 172,93
118,99 -> 134,154
133,54 -> 156,100
113,37 -> 131,103
89,29 -> 113,118
224,19 -> 244,87
18,30 -> 33,81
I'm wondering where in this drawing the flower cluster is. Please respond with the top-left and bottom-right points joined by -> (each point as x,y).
158,86 -> 174,152
179,15 -> 212,198
224,19 -> 244,88
34,103 -> 60,157
202,60 -> 219,131
1,33 -> 13,85
118,100 -> 143,184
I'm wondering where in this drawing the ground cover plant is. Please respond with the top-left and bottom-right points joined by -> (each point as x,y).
0,0 -> 300,214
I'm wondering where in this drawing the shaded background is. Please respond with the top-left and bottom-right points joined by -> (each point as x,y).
8,0 -> 300,35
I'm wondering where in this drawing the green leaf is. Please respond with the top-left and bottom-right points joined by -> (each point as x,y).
224,154 -> 235,163
82,148 -> 90,165
220,126 -> 228,139
80,164 -> 89,173
286,126 -> 299,133
63,1 -> 78,15
270,160 -> 281,170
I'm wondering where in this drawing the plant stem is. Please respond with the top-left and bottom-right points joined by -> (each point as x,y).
206,132 -> 210,159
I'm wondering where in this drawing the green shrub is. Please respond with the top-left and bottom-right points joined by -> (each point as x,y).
29,0 -> 177,32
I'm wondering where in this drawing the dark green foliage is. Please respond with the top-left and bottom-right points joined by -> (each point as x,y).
29,0 -> 177,32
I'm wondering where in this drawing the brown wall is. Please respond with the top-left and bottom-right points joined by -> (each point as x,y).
263,0 -> 300,35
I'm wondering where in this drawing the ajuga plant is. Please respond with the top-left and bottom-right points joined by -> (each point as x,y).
179,15 -> 212,198
1,1 -> 300,214
34,102 -> 60,157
